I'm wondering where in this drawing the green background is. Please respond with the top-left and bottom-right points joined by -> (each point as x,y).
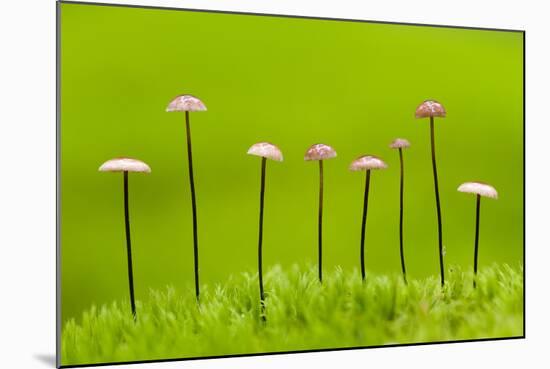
60,3 -> 523,325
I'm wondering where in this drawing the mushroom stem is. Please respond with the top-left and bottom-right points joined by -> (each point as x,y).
398,148 -> 407,285
318,160 -> 324,283
473,194 -> 481,288
430,117 -> 445,287
360,169 -> 371,281
257,157 -> 267,320
123,171 -> 137,320
185,111 -> 200,302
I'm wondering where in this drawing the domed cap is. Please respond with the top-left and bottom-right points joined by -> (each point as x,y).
99,158 -> 151,173
415,100 -> 446,118
389,138 -> 411,149
247,142 -> 283,162
457,181 -> 498,199
166,95 -> 207,112
349,155 -> 388,171
304,143 -> 337,161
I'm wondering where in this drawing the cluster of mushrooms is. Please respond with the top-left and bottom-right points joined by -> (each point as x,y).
98,95 -> 498,320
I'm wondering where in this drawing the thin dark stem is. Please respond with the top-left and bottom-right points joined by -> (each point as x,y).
398,148 -> 407,285
360,170 -> 371,282
123,171 -> 136,320
318,160 -> 324,283
185,111 -> 200,302
258,157 -> 267,321
430,117 -> 445,287
473,194 -> 481,288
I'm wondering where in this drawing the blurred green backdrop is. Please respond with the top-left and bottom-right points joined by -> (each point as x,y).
60,3 -> 523,325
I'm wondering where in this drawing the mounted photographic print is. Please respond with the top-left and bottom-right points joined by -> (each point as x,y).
57,1 -> 524,367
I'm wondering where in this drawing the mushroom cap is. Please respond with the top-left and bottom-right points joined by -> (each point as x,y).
99,158 -> 151,173
415,100 -> 446,118
457,181 -> 498,199
304,143 -> 337,161
247,142 -> 283,162
166,94 -> 207,112
349,155 -> 388,171
389,138 -> 411,149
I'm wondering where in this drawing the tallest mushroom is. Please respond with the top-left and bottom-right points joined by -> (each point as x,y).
99,157 -> 151,320
390,138 -> 411,284
166,94 -> 207,301
415,99 -> 446,286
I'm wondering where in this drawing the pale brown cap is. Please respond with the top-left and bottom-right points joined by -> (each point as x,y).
415,100 -> 446,118
99,158 -> 151,173
457,181 -> 498,199
304,143 -> 337,161
247,142 -> 283,162
166,94 -> 207,112
349,155 -> 388,171
389,138 -> 411,149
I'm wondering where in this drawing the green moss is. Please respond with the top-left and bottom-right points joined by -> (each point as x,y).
61,264 -> 523,366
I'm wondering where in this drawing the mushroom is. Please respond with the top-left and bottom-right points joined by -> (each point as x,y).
247,142 -> 283,318
99,157 -> 151,320
349,155 -> 388,281
457,181 -> 498,288
415,99 -> 446,286
166,94 -> 207,302
304,143 -> 337,283
389,138 -> 411,284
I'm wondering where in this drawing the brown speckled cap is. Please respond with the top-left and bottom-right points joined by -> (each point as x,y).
304,143 -> 337,161
389,138 -> 411,149
415,100 -> 446,119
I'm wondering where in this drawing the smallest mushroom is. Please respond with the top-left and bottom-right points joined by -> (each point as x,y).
389,138 -> 411,284
457,181 -> 498,289
99,157 -> 151,173
350,155 -> 388,281
349,155 -> 388,171
304,144 -> 337,283
99,157 -> 151,320
458,182 -> 498,199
